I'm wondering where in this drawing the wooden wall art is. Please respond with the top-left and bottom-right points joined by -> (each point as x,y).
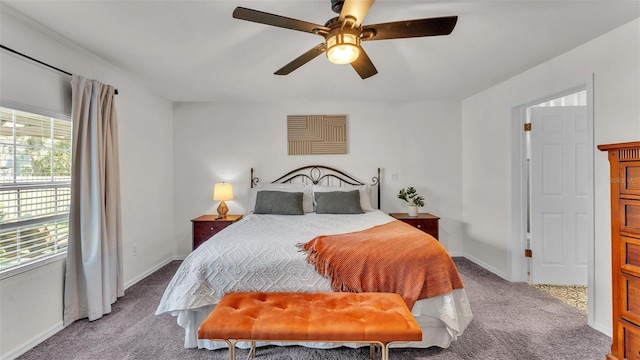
287,115 -> 347,155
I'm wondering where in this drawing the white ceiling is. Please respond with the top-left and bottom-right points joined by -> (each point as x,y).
3,0 -> 640,102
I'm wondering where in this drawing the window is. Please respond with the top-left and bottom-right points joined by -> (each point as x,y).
0,106 -> 71,275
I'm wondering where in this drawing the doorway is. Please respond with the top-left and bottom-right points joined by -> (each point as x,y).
508,74 -> 594,326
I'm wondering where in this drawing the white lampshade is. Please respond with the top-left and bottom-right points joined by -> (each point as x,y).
213,183 -> 234,201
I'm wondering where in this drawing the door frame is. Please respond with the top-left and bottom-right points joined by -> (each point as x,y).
507,73 -> 594,326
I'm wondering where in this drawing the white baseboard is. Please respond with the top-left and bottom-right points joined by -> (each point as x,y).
5,253 -> 588,360
2,256 -> 186,360
0,322 -> 63,360
461,255 -> 612,338
462,254 -> 510,281
591,320 -> 612,338
124,255 -> 184,290
2,256 -> 184,360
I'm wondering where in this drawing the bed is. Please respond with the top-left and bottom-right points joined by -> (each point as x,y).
155,165 -> 473,351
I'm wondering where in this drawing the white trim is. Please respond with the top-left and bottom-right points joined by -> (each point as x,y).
508,73 -> 596,328
507,104 -> 529,282
0,322 -> 64,360
591,320 -> 612,338
0,255 -> 185,360
463,254 -> 510,281
0,253 -> 65,280
123,255 -> 185,290
0,99 -> 70,120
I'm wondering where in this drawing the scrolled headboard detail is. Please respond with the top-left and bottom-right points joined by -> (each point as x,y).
250,165 -> 381,209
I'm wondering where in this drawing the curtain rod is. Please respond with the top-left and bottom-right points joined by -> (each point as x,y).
0,44 -> 119,95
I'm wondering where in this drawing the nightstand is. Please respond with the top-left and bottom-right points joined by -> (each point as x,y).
191,214 -> 243,250
389,212 -> 440,240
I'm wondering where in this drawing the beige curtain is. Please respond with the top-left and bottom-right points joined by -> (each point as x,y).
63,75 -> 123,326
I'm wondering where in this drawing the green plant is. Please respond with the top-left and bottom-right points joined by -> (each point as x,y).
397,187 -> 425,207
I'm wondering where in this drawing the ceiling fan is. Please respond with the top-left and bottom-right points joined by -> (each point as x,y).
232,0 -> 458,79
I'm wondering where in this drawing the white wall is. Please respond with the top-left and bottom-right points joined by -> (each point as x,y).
0,7 -> 175,359
6,3 -> 635,358
461,18 -> 640,335
172,100 -> 465,256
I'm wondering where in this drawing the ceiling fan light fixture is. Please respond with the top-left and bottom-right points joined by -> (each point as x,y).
326,33 -> 361,64
233,3 -> 458,78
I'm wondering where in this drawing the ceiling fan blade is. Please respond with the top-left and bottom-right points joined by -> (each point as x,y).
362,16 -> 458,41
339,0 -> 374,27
350,48 -> 377,79
233,7 -> 329,34
274,43 -> 327,75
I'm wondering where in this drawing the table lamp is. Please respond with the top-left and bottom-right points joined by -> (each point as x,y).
213,182 -> 233,218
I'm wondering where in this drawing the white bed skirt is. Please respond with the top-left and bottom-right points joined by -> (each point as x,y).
172,288 -> 472,350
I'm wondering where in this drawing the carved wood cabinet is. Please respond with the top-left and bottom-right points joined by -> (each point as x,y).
598,141 -> 640,360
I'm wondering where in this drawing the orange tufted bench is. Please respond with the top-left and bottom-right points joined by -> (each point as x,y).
197,292 -> 422,360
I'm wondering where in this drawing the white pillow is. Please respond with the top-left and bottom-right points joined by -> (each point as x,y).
312,184 -> 375,212
248,183 -> 314,213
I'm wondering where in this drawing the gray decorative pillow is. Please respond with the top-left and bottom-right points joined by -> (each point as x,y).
314,190 -> 363,214
254,191 -> 304,215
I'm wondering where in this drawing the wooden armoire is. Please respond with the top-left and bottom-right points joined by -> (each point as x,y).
598,141 -> 640,360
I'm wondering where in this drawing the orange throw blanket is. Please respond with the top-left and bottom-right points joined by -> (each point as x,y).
298,220 -> 464,309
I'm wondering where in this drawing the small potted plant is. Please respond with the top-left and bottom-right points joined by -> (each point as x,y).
398,187 -> 425,217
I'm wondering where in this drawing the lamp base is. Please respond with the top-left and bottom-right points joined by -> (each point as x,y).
217,201 -> 229,218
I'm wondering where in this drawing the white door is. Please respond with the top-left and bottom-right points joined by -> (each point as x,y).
530,106 -> 589,285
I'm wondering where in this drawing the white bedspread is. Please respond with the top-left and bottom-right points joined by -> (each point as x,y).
155,211 -> 472,349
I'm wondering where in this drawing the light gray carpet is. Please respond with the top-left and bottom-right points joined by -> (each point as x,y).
17,258 -> 610,360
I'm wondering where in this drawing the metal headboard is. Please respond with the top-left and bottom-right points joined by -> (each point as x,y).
250,165 -> 381,209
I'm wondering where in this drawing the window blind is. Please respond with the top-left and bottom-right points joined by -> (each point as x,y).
0,106 -> 71,273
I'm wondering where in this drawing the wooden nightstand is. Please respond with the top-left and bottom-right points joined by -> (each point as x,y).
389,212 -> 440,240
191,214 -> 243,250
